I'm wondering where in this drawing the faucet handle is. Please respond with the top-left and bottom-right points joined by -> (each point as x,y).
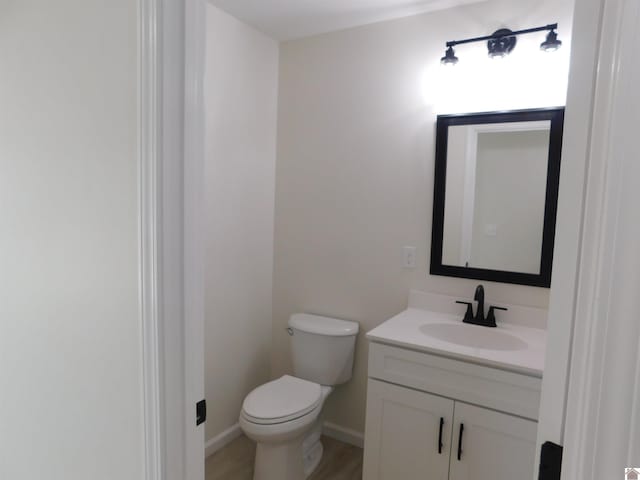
486,306 -> 508,327
456,301 -> 474,323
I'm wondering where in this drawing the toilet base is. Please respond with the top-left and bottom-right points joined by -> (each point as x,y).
254,437 -> 305,480
252,420 -> 324,480
303,440 -> 323,477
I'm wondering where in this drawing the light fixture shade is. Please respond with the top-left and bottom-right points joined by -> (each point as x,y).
440,46 -> 459,66
540,30 -> 562,51
487,28 -> 517,58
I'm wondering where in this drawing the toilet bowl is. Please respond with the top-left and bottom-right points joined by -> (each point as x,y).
239,313 -> 358,480
240,375 -> 333,479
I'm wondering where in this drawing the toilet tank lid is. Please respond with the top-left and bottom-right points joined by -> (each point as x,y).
289,313 -> 359,337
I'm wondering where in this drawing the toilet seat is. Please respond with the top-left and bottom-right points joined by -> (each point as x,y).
242,375 -> 322,425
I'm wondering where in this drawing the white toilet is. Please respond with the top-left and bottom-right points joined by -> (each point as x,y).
239,313 -> 359,480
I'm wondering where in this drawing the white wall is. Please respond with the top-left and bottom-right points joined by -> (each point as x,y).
0,1 -> 142,479
204,5 -> 279,442
273,0 -> 573,435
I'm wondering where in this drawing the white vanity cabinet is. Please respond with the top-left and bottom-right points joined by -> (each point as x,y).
363,342 -> 541,480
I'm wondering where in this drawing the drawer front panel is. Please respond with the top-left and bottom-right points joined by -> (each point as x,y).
368,342 -> 541,420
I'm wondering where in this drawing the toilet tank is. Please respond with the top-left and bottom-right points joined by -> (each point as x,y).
288,313 -> 359,386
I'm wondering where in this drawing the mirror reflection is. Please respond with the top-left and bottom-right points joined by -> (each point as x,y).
442,121 -> 550,274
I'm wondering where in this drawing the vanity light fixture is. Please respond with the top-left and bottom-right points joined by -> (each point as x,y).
440,23 -> 561,65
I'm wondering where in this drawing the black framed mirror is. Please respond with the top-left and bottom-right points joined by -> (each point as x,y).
430,107 -> 564,287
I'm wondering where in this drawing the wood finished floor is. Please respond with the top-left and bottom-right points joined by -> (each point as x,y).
205,434 -> 363,480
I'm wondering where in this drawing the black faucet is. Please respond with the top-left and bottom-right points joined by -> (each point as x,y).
456,284 -> 508,328
474,285 -> 485,324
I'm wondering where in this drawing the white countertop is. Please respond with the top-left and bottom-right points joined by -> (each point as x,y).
367,307 -> 546,377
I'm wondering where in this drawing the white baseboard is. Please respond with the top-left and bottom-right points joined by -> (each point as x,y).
322,421 -> 364,449
205,423 -> 242,458
205,421 -> 362,457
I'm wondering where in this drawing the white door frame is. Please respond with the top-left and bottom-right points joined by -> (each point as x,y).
139,0 -> 206,479
459,127 -> 477,266
139,0 -> 166,478
536,0 -> 640,478
559,0 -> 640,477
533,0 -> 603,471
183,0 -> 207,478
533,0 -> 603,467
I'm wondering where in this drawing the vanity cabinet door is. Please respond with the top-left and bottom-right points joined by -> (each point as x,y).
363,379 -> 454,480
448,402 -> 537,480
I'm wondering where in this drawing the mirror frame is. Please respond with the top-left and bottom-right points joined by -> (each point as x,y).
430,107 -> 565,288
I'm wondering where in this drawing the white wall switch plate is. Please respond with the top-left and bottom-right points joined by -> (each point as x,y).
484,224 -> 498,236
403,246 -> 417,268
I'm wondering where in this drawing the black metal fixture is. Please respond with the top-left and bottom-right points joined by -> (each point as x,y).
440,46 -> 459,66
540,29 -> 562,52
455,285 -> 508,328
487,28 -> 517,58
441,23 -> 561,64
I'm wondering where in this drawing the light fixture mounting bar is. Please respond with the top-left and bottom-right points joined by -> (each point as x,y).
446,23 -> 558,47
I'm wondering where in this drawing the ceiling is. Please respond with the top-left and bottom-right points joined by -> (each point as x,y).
208,0 -> 487,41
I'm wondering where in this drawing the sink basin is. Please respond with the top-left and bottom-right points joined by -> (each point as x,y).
419,323 -> 528,351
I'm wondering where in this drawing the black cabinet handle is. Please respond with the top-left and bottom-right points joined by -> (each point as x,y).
457,423 -> 464,461
438,417 -> 444,454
